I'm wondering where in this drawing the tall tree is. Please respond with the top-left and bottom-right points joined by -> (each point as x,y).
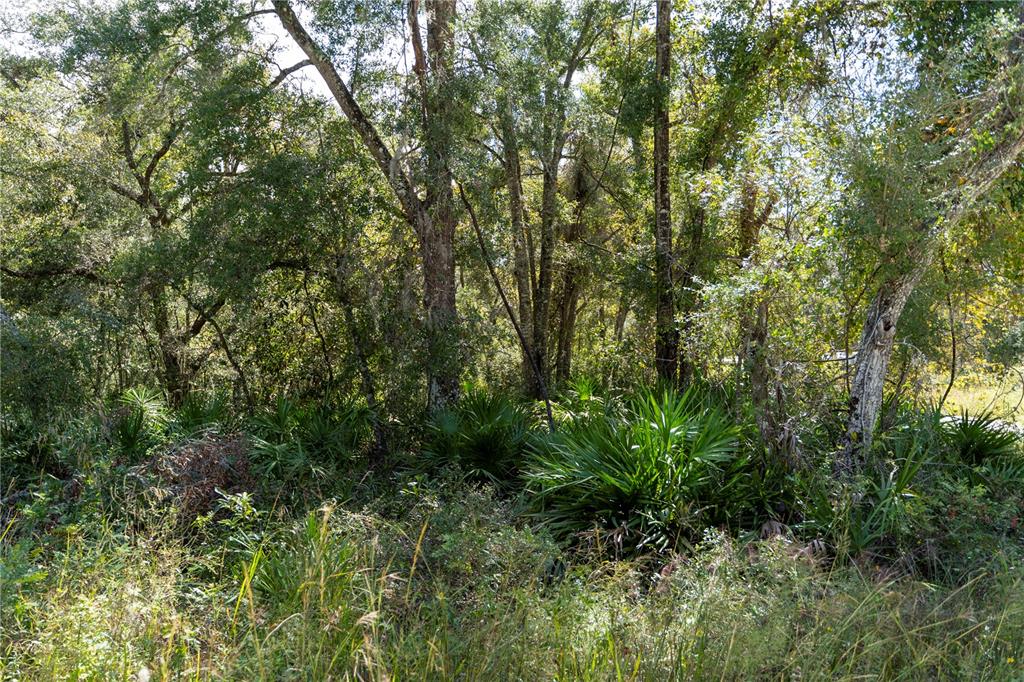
838,3 -> 1024,474
653,0 -> 676,381
272,0 -> 461,410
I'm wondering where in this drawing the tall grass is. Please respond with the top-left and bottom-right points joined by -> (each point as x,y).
3,483 -> 1022,681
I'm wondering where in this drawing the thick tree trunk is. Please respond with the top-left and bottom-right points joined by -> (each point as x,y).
421,0 -> 460,410
419,214 -> 460,408
839,10 -> 1024,477
151,288 -> 190,408
838,270 -> 921,476
653,0 -> 677,382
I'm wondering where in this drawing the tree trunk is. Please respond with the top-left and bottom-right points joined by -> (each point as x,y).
553,158 -> 591,384
554,280 -> 581,383
677,203 -> 705,388
420,0 -> 460,410
614,294 -> 629,343
151,287 -> 189,408
419,214 -> 460,408
839,10 -> 1024,477
838,270 -> 921,477
653,0 -> 677,382
274,0 -> 461,412
499,104 -> 538,393
736,177 -> 780,454
533,155 -> 559,390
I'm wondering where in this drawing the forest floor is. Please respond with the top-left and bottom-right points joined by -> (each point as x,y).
2,466 -> 1022,680
3,377 -> 1024,680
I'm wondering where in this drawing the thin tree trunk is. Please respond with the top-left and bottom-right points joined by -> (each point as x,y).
533,152 -> 560,390
460,185 -> 556,429
938,252 -> 957,410
553,160 -> 589,383
736,176 -> 778,452
614,294 -> 629,343
499,103 -> 537,393
653,0 -> 677,382
677,203 -> 705,388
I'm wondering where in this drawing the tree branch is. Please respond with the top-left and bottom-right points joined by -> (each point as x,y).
2,264 -> 106,284
269,59 -> 312,88
272,0 -> 424,228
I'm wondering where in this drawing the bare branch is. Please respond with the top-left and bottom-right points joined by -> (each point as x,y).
269,59 -> 312,88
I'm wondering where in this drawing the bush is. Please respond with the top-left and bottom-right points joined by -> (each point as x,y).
794,408 -> 935,561
525,388 -> 742,553
248,396 -> 368,486
423,386 -> 536,484
173,391 -> 231,436
112,387 -> 170,461
943,409 -> 1021,465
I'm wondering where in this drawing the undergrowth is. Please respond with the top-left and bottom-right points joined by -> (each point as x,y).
2,386 -> 1023,679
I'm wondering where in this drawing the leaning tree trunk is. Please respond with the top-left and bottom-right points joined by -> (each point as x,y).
653,0 -> 677,382
838,269 -> 922,476
839,5 -> 1024,477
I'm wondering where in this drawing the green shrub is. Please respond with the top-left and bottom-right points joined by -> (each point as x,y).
173,391 -> 231,435
525,388 -> 741,553
943,409 -> 1021,465
111,387 -> 169,461
423,386 -> 536,484
795,423 -> 932,560
248,396 -> 368,486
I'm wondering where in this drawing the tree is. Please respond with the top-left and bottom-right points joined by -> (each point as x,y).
272,0 -> 462,410
653,0 -> 676,382
838,3 -> 1024,475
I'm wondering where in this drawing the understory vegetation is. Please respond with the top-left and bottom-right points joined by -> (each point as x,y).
2,383 -> 1023,679
3,0 -> 1024,678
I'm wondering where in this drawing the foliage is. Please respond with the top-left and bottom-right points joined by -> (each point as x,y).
3,468 -> 1024,681
526,388 -> 743,553
423,385 -> 537,484
111,387 -> 169,461
1,0 -> 1024,676
943,409 -> 1022,465
173,391 -> 231,436
247,396 -> 369,487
